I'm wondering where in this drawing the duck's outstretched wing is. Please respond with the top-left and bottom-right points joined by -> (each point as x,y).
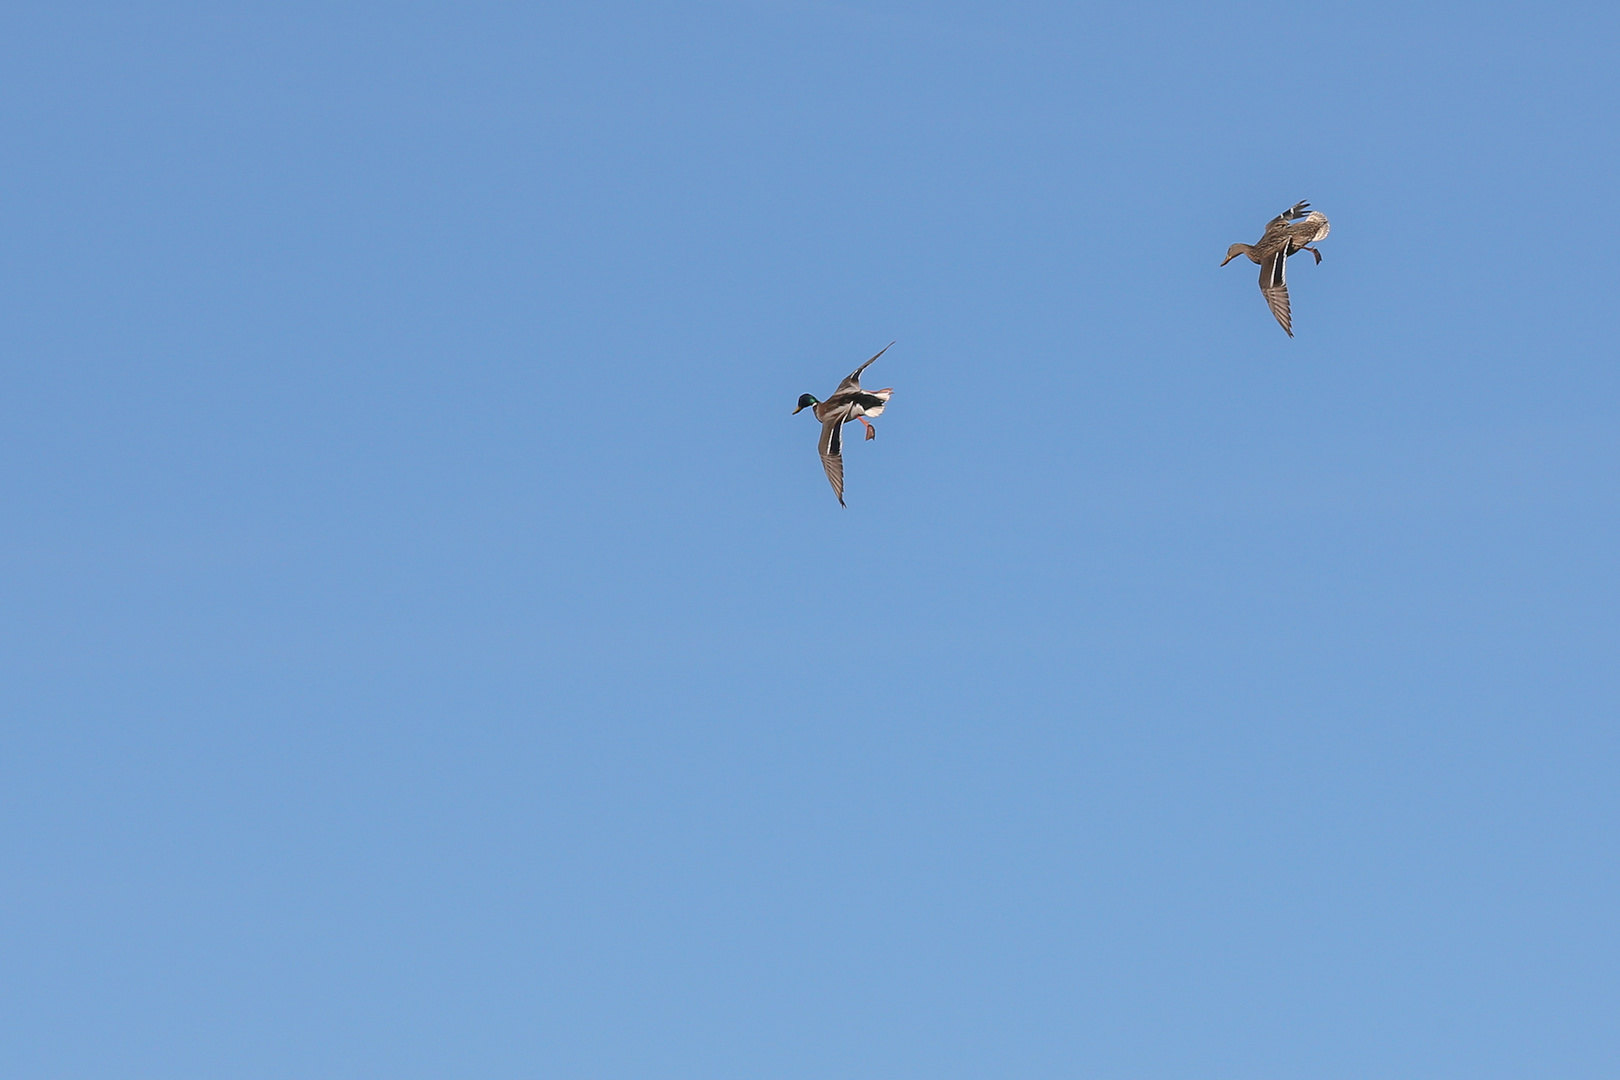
1259,250 -> 1292,336
818,413 -> 846,506
837,342 -> 894,393
1259,202 -> 1311,245
1270,200 -> 1311,225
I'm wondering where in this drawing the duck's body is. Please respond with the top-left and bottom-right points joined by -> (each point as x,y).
793,344 -> 895,506
1222,201 -> 1331,336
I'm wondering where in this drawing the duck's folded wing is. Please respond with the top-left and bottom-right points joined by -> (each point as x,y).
1259,250 -> 1292,336
837,341 -> 894,392
818,414 -> 846,506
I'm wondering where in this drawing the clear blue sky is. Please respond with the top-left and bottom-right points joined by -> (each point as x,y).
3,2 -> 1618,1076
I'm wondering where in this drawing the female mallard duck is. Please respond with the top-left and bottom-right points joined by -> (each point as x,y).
1222,200 -> 1331,336
793,343 -> 895,506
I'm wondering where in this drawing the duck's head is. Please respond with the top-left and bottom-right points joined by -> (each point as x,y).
1221,242 -> 1254,267
793,394 -> 819,415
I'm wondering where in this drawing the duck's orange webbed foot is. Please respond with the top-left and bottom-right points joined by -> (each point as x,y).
858,417 -> 876,440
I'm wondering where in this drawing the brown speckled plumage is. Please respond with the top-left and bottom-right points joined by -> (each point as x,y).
1222,201 -> 1331,337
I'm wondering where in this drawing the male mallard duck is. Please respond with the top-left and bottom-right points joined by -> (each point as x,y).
793,343 -> 895,506
1222,200 -> 1331,336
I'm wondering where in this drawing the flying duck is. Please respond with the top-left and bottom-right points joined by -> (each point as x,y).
1222,200 -> 1331,336
793,344 -> 895,506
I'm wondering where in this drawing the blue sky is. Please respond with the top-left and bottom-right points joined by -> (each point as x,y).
3,1 -> 1618,1077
